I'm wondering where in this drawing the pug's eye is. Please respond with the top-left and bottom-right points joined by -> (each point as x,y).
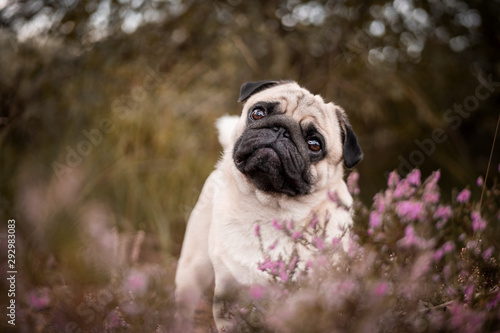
307,139 -> 321,152
250,107 -> 266,120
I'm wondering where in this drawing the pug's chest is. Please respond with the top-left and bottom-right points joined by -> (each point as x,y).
209,207 -> 312,285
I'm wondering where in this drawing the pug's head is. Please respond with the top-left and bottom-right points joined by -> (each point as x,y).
230,80 -> 363,197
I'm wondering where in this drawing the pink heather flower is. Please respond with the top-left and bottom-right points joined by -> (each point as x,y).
423,192 -> 440,204
373,193 -> 385,213
249,285 -> 265,299
464,284 -> 475,303
471,211 -> 487,232
286,220 -> 293,230
387,171 -> 400,188
272,218 -> 282,230
347,171 -> 360,195
328,190 -> 341,206
373,282 -> 389,296
407,169 -> 421,186
434,205 -> 452,222
269,241 -> 278,250
292,231 -> 302,240
395,200 -> 424,222
394,179 -> 416,199
105,309 -> 129,330
369,211 -> 381,228
483,246 -> 494,260
476,176 -> 484,187
124,269 -> 148,295
434,248 -> 445,261
332,237 -> 341,246
456,188 -> 471,203
398,225 -> 418,247
442,241 -> 455,253
258,257 -> 278,273
254,224 -> 260,238
435,241 -> 455,261
427,170 -> 441,184
312,236 -> 325,250
310,215 -> 318,228
486,291 -> 500,310
398,225 -> 432,249
28,288 -> 51,310
449,309 -> 487,332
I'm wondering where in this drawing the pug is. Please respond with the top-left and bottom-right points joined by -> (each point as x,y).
174,80 -> 363,331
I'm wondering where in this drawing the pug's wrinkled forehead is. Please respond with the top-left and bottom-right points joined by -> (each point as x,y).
239,80 -> 336,135
237,80 -> 363,169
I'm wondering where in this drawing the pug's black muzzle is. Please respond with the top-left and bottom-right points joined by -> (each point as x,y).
233,115 -> 312,196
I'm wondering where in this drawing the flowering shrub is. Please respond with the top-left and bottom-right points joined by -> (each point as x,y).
221,168 -> 500,333
15,168 -> 499,332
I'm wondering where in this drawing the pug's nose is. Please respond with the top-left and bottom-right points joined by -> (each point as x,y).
272,126 -> 290,138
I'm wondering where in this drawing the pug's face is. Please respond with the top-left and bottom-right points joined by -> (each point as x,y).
232,80 -> 363,197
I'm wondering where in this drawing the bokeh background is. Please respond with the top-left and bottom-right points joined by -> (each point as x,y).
0,0 -> 499,331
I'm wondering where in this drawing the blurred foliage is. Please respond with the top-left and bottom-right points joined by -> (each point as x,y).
0,0 -> 499,330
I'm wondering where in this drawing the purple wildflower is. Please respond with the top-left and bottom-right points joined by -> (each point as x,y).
442,241 -> 455,253
347,171 -> 360,195
249,285 -> 265,299
272,218 -> 282,230
427,170 -> 441,184
310,215 -> 318,229
471,211 -> 486,232
423,192 -> 440,204
395,200 -> 424,222
449,302 -> 486,332
387,171 -> 400,188
254,224 -> 260,238
328,190 -> 340,205
373,281 -> 389,296
312,236 -> 325,250
105,308 -> 129,330
435,241 -> 455,261
398,225 -> 420,248
476,176 -> 484,187
373,193 -> 385,213
124,269 -> 149,295
407,169 -> 421,186
456,188 -> 471,203
464,284 -> 475,303
258,257 -> 278,273
434,248 -> 444,261
28,288 -> 51,310
483,246 -> 494,260
394,179 -> 416,199
486,291 -> 500,310
434,205 -> 452,222
369,211 -> 381,228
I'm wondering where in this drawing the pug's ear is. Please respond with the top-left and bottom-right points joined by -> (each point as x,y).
335,107 -> 363,169
238,80 -> 286,102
